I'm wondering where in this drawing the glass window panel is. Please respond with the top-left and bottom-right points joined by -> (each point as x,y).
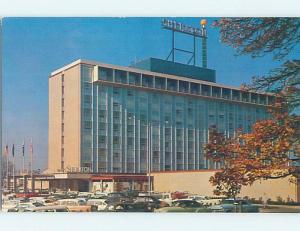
115,70 -> 127,84
99,67 -> 113,81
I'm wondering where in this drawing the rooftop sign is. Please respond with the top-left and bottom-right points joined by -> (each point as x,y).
162,19 -> 206,38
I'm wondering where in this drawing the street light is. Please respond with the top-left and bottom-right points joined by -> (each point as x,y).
148,121 -> 152,195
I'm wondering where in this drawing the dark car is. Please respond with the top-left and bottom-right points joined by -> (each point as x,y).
107,201 -> 155,212
155,200 -> 211,213
209,199 -> 260,213
106,192 -> 132,204
133,196 -> 164,209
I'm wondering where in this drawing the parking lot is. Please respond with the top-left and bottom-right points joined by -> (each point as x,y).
1,190 -> 299,213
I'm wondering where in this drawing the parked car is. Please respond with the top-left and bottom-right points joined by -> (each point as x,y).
159,193 -> 173,206
66,191 -> 78,198
209,199 -> 259,213
27,205 -> 69,212
7,203 -> 37,212
57,199 -> 91,212
87,199 -> 109,211
15,192 -> 39,198
155,200 -> 211,213
171,191 -> 189,200
107,201 -> 155,212
134,196 -> 168,208
2,200 -> 21,212
78,192 -> 94,199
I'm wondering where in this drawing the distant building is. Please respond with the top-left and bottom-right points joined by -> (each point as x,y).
47,58 -> 275,174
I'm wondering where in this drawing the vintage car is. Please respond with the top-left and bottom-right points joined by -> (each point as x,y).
155,200 -> 211,213
57,199 -> 91,212
27,205 -> 70,212
2,200 -> 21,212
106,201 -> 155,212
86,199 -> 109,211
134,196 -> 169,208
209,199 -> 260,213
7,203 -> 37,212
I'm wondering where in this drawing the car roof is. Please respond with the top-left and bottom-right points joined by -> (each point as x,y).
29,205 -> 69,211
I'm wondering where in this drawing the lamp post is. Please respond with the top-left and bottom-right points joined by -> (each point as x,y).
148,121 -> 152,195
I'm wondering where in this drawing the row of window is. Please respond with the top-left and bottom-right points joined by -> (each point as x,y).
97,67 -> 275,106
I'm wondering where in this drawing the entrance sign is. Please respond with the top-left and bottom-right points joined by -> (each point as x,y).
58,166 -> 93,173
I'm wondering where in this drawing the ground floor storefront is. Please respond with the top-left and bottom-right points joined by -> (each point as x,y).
8,171 -> 300,202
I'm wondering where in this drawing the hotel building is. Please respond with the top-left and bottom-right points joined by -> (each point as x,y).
48,58 -> 275,174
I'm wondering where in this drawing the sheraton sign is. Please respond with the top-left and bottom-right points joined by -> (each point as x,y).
58,166 -> 93,173
162,19 -> 206,38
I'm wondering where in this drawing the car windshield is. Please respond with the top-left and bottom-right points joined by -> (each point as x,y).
222,200 -> 236,204
222,200 -> 248,205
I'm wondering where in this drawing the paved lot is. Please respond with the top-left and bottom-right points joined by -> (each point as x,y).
259,205 -> 300,213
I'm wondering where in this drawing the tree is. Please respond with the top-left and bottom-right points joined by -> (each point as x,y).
204,17 -> 300,197
213,18 -> 300,110
205,103 -> 300,198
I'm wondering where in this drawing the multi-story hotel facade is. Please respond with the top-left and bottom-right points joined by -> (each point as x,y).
48,58 -> 275,174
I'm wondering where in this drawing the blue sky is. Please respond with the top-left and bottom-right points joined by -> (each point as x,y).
2,17 -> 289,170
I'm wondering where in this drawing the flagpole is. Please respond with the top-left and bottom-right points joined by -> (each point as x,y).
30,138 -> 33,192
13,154 -> 15,193
22,141 -> 25,192
6,146 -> 9,190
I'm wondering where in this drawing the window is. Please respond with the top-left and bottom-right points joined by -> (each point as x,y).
259,95 -> 267,105
84,108 -> 92,118
241,92 -> 249,102
84,95 -> 92,104
155,76 -> 166,89
129,72 -> 141,85
201,85 -> 211,96
167,79 -> 177,91
84,121 -> 92,129
179,81 -> 189,93
99,67 -> 113,81
142,74 -> 154,88
115,70 -> 127,84
212,87 -> 221,97
251,93 -> 258,103
82,65 -> 93,82
222,88 -> 231,99
232,90 -> 240,101
190,83 -> 200,94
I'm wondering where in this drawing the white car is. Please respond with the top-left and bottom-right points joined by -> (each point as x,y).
159,193 -> 173,206
78,192 -> 94,198
2,200 -> 20,212
87,199 -> 108,211
187,195 -> 208,204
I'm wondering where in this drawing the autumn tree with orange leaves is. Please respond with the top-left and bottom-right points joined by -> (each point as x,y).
204,18 -> 300,198
205,106 -> 299,198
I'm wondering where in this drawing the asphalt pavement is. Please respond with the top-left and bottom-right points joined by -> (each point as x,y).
259,205 -> 300,213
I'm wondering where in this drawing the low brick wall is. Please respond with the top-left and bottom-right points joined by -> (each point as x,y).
151,170 -> 300,202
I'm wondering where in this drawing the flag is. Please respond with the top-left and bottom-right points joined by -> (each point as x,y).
5,144 -> 9,156
22,141 -> 25,157
12,144 -> 14,157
